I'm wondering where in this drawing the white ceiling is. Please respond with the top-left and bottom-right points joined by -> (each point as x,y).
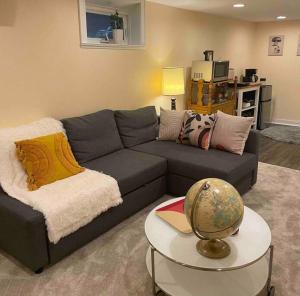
149,0 -> 300,22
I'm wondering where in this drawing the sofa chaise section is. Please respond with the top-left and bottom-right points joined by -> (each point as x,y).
130,130 -> 259,196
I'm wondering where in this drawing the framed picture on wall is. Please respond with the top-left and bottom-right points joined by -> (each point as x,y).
268,35 -> 284,56
297,35 -> 300,56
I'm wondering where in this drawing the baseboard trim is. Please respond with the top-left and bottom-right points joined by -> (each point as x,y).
270,119 -> 300,127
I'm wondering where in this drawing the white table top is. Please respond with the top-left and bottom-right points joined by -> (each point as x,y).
145,197 -> 271,271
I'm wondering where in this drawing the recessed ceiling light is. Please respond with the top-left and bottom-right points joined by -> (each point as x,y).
277,16 -> 287,20
233,3 -> 245,8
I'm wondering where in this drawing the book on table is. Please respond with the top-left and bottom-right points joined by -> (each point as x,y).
155,199 -> 192,234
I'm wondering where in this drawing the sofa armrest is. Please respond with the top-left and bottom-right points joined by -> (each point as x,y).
0,187 -> 49,272
244,130 -> 260,156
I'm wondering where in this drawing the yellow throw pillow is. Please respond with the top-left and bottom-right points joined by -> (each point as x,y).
15,132 -> 85,191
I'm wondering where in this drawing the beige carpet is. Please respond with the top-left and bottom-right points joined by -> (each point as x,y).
0,162 -> 299,296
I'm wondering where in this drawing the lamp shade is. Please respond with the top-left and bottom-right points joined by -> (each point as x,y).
162,67 -> 185,96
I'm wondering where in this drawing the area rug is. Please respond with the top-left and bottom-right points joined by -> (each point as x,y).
0,162 -> 299,296
261,125 -> 300,145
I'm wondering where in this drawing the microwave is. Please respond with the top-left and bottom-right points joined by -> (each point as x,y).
191,60 -> 230,82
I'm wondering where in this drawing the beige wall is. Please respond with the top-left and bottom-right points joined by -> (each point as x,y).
0,0 -> 256,127
254,21 -> 300,125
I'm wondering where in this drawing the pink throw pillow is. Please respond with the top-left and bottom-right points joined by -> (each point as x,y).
210,111 -> 254,155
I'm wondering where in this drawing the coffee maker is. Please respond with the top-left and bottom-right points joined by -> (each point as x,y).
243,69 -> 258,83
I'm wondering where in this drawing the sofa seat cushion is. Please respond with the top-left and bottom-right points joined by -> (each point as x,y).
130,141 -> 257,184
62,110 -> 123,163
83,149 -> 167,195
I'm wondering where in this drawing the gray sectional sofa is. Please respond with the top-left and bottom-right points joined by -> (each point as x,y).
0,106 -> 259,273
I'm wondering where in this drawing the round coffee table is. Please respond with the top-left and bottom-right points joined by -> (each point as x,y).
145,197 -> 275,296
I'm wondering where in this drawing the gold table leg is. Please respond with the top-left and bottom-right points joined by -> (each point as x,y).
267,245 -> 275,296
151,247 -> 164,295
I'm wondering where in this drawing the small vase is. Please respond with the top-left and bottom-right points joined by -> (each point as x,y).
112,29 -> 124,44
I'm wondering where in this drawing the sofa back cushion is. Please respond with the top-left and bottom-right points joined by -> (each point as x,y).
114,106 -> 158,148
62,110 -> 123,163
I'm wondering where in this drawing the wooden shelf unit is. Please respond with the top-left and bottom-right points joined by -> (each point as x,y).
187,78 -> 237,115
236,84 -> 261,130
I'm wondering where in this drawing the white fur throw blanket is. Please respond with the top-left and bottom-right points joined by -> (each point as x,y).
0,118 -> 122,244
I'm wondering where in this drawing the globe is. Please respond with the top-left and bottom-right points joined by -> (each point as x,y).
184,178 -> 244,258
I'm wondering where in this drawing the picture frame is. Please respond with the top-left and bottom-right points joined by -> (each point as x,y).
268,35 -> 284,56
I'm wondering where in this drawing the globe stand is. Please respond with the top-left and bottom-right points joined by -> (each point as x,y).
196,239 -> 230,259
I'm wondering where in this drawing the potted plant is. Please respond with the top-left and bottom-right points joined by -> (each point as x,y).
110,10 -> 124,44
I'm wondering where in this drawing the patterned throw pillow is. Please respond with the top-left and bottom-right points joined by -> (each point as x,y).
178,112 -> 215,150
177,111 -> 194,144
15,132 -> 84,190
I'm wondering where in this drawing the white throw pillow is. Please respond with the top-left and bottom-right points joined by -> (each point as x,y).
210,111 -> 254,155
159,108 -> 185,141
